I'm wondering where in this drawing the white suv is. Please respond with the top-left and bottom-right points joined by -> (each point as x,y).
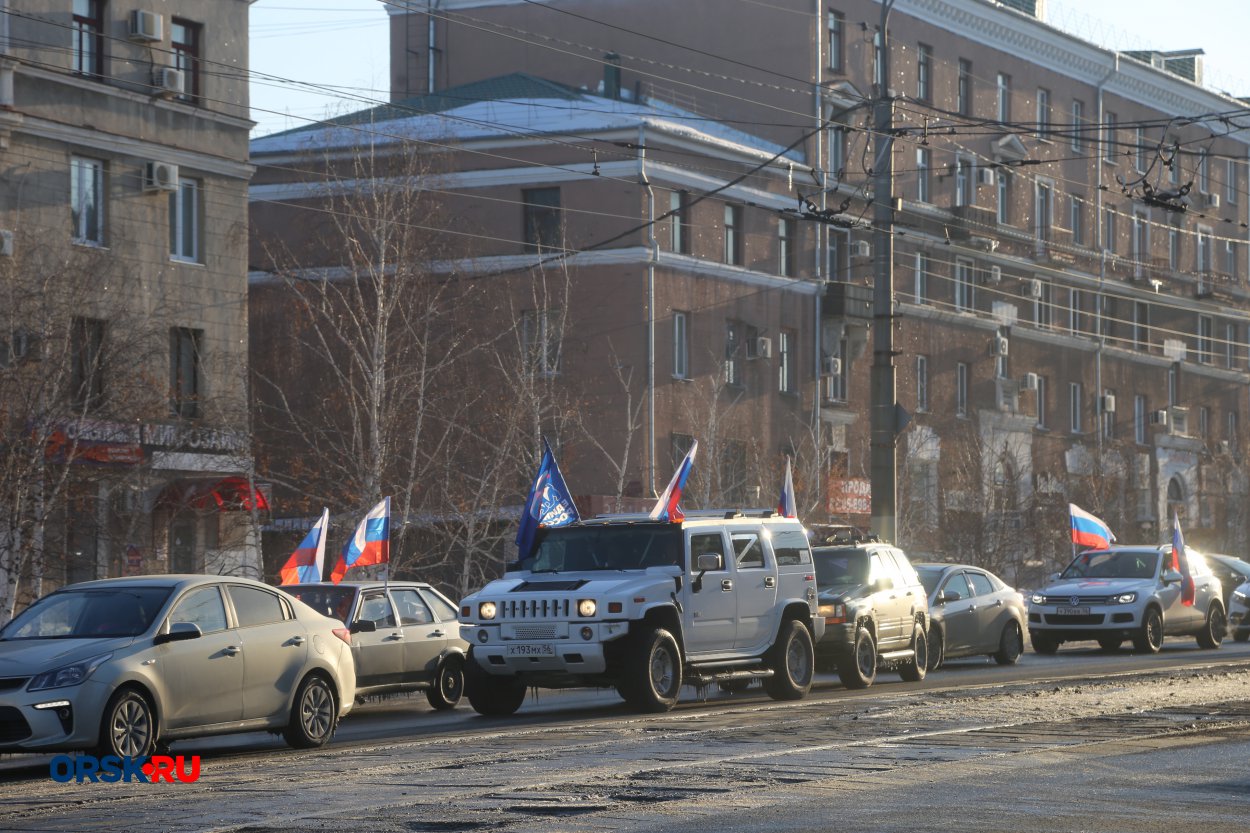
459,512 -> 822,715
1027,545 -> 1226,654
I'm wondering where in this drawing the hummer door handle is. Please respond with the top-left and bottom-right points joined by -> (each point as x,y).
764,576 -> 776,588
721,579 -> 734,592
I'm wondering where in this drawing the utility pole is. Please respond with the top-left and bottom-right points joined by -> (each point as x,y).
869,0 -> 898,542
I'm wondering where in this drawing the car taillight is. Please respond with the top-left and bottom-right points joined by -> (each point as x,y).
332,627 -> 351,645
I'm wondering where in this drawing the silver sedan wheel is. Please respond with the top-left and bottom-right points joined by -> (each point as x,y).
299,679 -> 334,742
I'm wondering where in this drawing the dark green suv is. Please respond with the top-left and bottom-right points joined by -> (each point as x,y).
812,542 -> 929,689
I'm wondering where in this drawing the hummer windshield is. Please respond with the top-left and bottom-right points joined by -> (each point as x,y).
512,524 -> 683,573
812,547 -> 870,590
1060,550 -> 1161,580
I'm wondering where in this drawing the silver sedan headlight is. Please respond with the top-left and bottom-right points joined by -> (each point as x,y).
28,652 -> 113,691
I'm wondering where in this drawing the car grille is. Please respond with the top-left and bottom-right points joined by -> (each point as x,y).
1040,595 -> 1115,605
1044,613 -> 1106,626
512,624 -> 561,640
500,598 -> 571,620
0,677 -> 30,693
0,706 -> 32,743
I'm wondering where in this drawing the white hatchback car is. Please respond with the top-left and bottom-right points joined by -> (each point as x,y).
1027,546 -> 1226,654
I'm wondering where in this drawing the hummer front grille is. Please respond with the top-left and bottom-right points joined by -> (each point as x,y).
501,597 -> 571,620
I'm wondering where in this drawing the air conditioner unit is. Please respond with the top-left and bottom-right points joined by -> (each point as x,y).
976,166 -> 996,187
1208,192 -> 1221,209
987,264 -> 1002,284
129,9 -> 163,42
1021,372 -> 1039,391
822,356 -> 842,376
1026,278 -> 1043,299
158,67 -> 185,96
0,229 -> 12,257
750,336 -> 773,360
1101,394 -> 1117,413
144,161 -> 178,192
992,334 -> 1010,357
1149,409 -> 1169,426
851,240 -> 871,258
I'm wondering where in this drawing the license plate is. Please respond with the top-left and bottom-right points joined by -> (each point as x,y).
506,643 -> 555,657
1056,606 -> 1090,616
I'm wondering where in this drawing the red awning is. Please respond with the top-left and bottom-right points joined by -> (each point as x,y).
160,477 -> 270,512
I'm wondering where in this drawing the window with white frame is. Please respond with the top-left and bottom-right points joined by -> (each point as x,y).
827,229 -> 847,282
827,338 -> 849,403
169,326 -> 203,418
1199,406 -> 1210,438
914,252 -> 929,304
1131,212 -> 1148,278
669,190 -> 690,254
1199,150 -> 1210,193
997,171 -> 1011,225
1035,88 -> 1050,137
827,11 -> 845,72
916,355 -> 928,412
958,59 -> 972,117
1103,207 -> 1116,253
1169,228 -> 1180,270
1036,375 -> 1048,429
725,321 -> 741,386
71,156 -> 104,245
673,311 -> 689,379
72,0 -> 103,78
1226,322 -> 1237,369
1070,100 -> 1084,152
916,147 -> 931,203
1134,394 -> 1147,444
1069,382 -> 1083,434
1069,194 -> 1084,246
723,204 -> 743,265
956,362 -> 968,417
1134,127 -> 1146,172
1228,410 -> 1239,445
779,330 -> 796,394
955,156 -> 971,207
996,72 -> 1010,122
1034,181 -> 1053,242
1102,388 -> 1116,440
1226,158 -> 1238,205
1034,278 -> 1052,329
779,217 -> 796,277
1133,301 -> 1149,351
169,177 -> 200,261
873,30 -> 884,89
1103,112 -> 1117,163
1225,240 -> 1239,280
1069,288 -> 1083,334
955,258 -> 975,312
1168,365 -> 1179,407
828,124 -> 846,179
917,44 -> 932,102
1196,228 -> 1213,274
1198,314 -> 1213,364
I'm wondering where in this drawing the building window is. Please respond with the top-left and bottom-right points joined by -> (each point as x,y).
828,124 -> 846,179
1135,395 -> 1147,444
827,10 -> 844,72
71,156 -> 104,245
1226,159 -> 1239,205
71,317 -> 106,412
826,338 -> 849,403
522,187 -> 562,253
916,355 -> 928,412
1069,194 -> 1085,247
1098,293 -> 1113,338
1198,314 -> 1213,363
72,0 -> 104,78
1036,375 -> 1048,429
1168,365 -> 1179,407
1103,112 -> 1117,163
1069,288 -> 1083,334
1131,212 -> 1148,278
1034,181 -> 1052,242
169,327 -> 202,418
521,309 -> 562,376
996,73 -> 1010,122
1133,301 -> 1149,351
1034,279 -> 1052,329
827,230 -> 846,281
1069,382 -> 1083,434
1226,322 -> 1237,369
669,190 -> 690,254
724,204 -> 743,265
1102,389 -> 1115,440
168,177 -> 201,261
725,321 -> 742,387
1199,406 -> 1210,438
872,30 -> 884,89
1102,207 -> 1116,254
958,59 -> 973,117
916,44 -> 932,102
1169,228 -> 1180,270
779,330 -> 796,394
1035,88 -> 1050,137
170,19 -> 201,102
914,252 -> 928,304
1070,100 -> 1084,152
955,258 -> 975,312
778,217 -> 796,277
955,156 -> 971,207
1196,229 -> 1213,274
1225,240 -> 1239,280
1228,411 -> 1239,446
673,311 -> 689,379
956,362 -> 968,417
1199,150 -> 1210,194
916,147 -> 931,203
997,170 -> 1011,225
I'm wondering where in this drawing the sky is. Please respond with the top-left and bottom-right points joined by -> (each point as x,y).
246,0 -> 1250,139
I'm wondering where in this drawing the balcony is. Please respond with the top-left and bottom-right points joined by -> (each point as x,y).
948,204 -> 997,240
823,281 -> 873,319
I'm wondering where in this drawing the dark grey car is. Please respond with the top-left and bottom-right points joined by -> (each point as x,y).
284,581 -> 468,710
914,563 -> 1026,671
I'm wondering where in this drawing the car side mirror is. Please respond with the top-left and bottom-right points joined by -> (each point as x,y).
1162,570 -> 1182,585
154,622 -> 202,645
938,590 -> 962,604
691,552 -> 723,593
350,619 -> 377,634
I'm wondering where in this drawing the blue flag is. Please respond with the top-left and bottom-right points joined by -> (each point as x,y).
516,438 -> 580,560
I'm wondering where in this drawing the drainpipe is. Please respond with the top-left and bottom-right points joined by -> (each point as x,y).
639,124 -> 658,496
1094,53 -> 1119,458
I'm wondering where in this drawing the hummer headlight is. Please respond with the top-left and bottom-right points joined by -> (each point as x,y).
479,601 -> 497,620
577,599 -> 597,618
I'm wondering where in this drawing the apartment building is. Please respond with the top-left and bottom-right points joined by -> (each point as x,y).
0,0 -> 257,613
253,0 -> 1249,582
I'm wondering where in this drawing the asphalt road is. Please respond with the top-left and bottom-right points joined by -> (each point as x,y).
3,638 -> 1250,832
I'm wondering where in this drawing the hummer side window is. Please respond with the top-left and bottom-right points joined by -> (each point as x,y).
690,533 -> 726,571
732,533 -> 765,570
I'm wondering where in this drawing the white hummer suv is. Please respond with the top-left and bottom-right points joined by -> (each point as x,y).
459,512 -> 823,715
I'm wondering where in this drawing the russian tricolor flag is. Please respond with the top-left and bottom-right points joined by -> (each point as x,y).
650,440 -> 697,523
777,457 -> 797,518
1172,511 -> 1195,606
1069,503 -> 1115,550
279,508 -> 329,585
330,497 -> 390,584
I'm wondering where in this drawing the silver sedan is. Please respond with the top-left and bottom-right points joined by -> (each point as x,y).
914,563 -> 1027,671
0,575 -> 356,757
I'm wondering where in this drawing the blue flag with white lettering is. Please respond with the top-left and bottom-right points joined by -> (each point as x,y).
515,437 -> 580,561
